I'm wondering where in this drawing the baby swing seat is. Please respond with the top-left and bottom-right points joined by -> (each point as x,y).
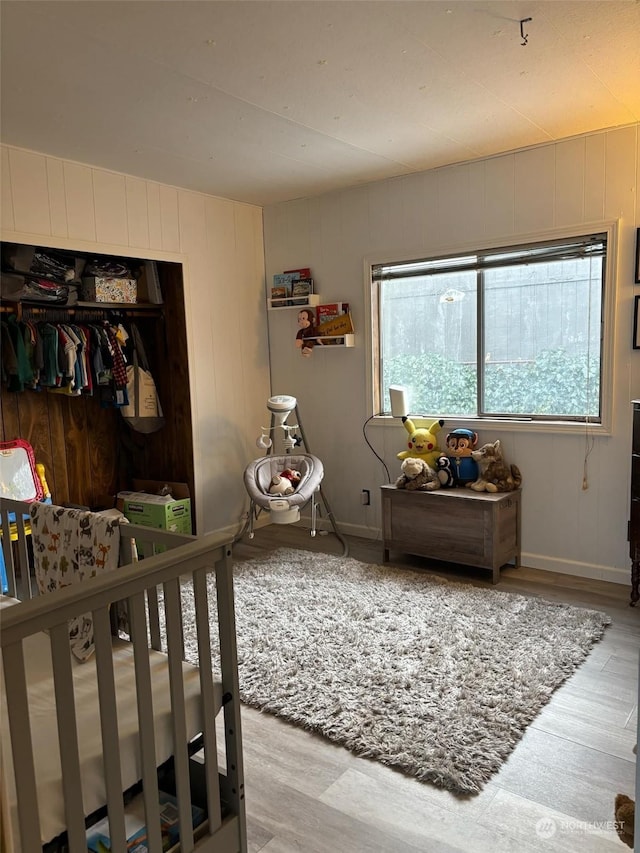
243,453 -> 324,533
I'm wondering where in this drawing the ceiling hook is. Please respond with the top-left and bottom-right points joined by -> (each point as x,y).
520,17 -> 532,46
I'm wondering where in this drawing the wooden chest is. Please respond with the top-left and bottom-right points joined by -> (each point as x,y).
381,485 -> 521,584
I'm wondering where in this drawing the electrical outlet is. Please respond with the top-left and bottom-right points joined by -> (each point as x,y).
361,489 -> 370,506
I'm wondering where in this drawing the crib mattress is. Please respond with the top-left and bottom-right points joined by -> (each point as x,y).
0,596 -> 222,846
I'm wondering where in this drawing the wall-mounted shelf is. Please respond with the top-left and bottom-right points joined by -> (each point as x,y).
307,334 -> 355,348
268,294 -> 320,311
268,291 -> 355,347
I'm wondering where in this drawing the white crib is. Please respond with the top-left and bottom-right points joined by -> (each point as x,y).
0,497 -> 246,853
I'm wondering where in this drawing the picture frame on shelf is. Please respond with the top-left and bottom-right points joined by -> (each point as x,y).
635,227 -> 640,284
634,295 -> 640,350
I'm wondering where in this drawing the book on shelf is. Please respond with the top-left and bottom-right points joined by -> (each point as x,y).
86,790 -> 206,852
284,267 -> 311,278
290,277 -> 314,305
315,302 -> 352,344
270,283 -> 289,306
270,267 -> 312,307
316,302 -> 350,325
270,272 -> 298,307
316,308 -> 354,344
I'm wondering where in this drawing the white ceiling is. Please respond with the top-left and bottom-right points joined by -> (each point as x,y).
1,1 -> 639,207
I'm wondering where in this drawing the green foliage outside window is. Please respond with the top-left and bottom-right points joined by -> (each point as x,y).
384,348 -> 600,418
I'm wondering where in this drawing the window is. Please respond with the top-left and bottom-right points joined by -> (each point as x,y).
372,232 -> 608,424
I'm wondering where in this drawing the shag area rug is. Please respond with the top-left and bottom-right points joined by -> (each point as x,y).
181,547 -> 611,794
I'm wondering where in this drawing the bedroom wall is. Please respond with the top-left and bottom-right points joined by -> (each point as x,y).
0,144 -> 271,537
263,124 -> 640,585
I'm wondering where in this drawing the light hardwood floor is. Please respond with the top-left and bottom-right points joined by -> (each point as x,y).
231,525 -> 639,853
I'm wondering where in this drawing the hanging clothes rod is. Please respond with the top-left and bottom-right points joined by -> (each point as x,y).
0,302 -> 162,321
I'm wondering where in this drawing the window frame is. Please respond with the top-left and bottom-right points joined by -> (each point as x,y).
365,222 -> 618,435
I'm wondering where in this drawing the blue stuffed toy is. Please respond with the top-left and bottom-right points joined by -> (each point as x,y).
444,428 -> 479,485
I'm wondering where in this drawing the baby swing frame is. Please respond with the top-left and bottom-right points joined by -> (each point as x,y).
244,400 -> 349,556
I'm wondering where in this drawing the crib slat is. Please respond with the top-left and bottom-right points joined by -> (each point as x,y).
2,639 -> 42,852
13,512 -> 32,600
49,622 -> 87,852
216,546 -> 247,851
118,532 -> 135,566
93,606 -> 127,853
148,585 -> 162,650
129,590 -> 163,851
193,567 -> 222,833
164,576 -> 195,851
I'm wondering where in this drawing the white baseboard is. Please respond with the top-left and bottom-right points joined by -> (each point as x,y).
303,517 -> 380,541
329,520 -> 380,540
520,552 -> 629,586
239,515 -> 631,586
216,512 -> 271,542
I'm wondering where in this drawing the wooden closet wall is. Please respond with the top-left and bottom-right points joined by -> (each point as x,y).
1,251 -> 195,524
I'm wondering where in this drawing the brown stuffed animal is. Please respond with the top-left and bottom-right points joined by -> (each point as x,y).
615,793 -> 634,848
395,457 -> 441,491
614,744 -> 636,848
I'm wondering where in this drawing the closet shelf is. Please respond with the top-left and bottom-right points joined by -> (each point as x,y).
1,300 -> 162,318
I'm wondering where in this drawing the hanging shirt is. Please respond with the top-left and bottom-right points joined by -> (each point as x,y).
3,314 -> 33,391
1,320 -> 19,389
40,323 -> 62,387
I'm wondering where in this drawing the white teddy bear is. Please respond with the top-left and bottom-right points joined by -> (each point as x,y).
395,457 -> 441,491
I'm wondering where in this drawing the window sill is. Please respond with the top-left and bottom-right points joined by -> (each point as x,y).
370,414 -> 610,437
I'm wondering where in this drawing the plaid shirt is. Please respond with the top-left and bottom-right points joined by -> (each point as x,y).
103,323 -> 128,388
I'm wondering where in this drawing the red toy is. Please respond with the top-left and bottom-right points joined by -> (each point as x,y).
268,467 -> 302,496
